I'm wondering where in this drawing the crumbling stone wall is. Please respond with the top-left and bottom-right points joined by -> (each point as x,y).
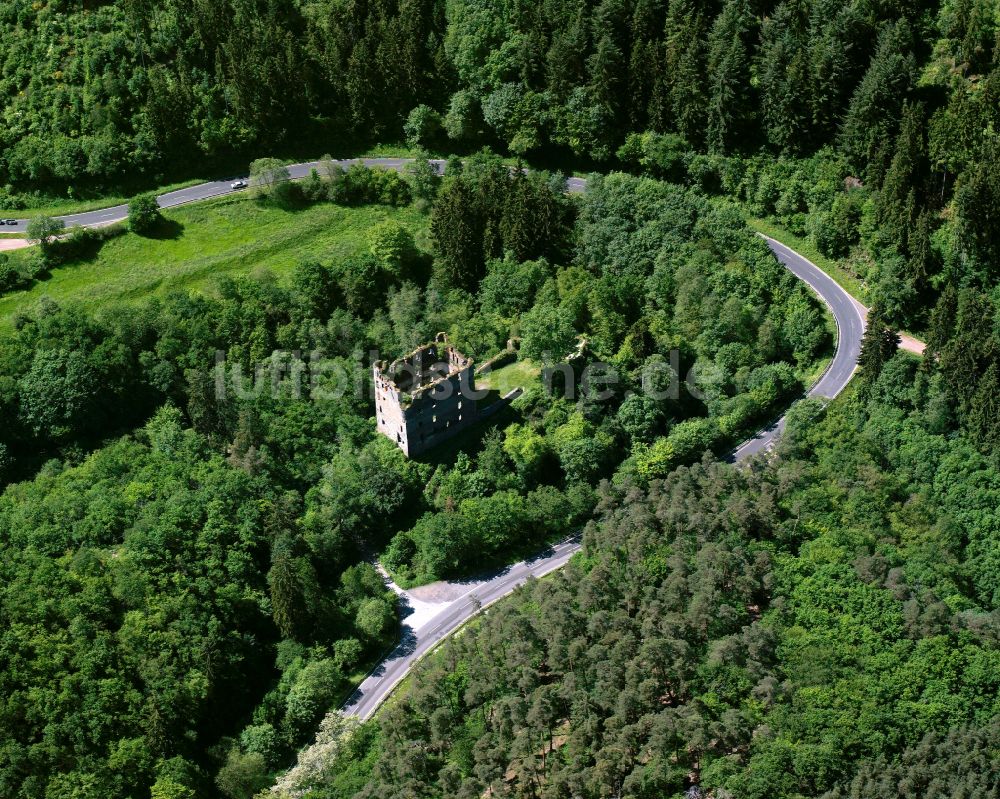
374,334 -> 479,457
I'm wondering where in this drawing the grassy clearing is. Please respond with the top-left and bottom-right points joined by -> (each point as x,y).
476,358 -> 541,396
0,194 -> 430,329
355,143 -> 449,159
3,145 -> 515,221
745,215 -> 870,305
803,351 -> 836,391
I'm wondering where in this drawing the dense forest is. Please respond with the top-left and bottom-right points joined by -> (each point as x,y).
3,0 -> 1000,437
295,353 -> 1000,799
0,152 -> 828,798
1,0 -> 999,797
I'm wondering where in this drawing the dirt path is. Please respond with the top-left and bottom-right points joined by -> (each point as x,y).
897,331 -> 926,356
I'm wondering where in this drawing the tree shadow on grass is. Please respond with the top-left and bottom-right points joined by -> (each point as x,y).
141,217 -> 185,240
45,230 -> 113,266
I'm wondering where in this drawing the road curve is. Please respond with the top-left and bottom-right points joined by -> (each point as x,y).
9,159 -> 865,720
342,537 -> 581,721
339,170 -> 866,721
728,235 -> 867,461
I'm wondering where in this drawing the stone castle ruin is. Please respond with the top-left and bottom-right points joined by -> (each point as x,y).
374,334 -> 480,457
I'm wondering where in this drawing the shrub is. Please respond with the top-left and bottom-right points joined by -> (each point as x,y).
367,220 -> 414,276
444,89 -> 480,140
354,596 -> 395,642
404,104 -> 442,148
25,215 -> 64,251
617,132 -> 690,182
634,437 -> 676,481
666,417 -> 720,462
239,723 -> 280,767
331,164 -> 411,207
814,189 -> 865,258
128,192 -> 161,233
301,168 -> 326,202
0,257 -> 26,294
215,750 -> 270,799
283,659 -> 343,739
250,157 -> 291,198
617,393 -> 664,445
504,423 -> 552,478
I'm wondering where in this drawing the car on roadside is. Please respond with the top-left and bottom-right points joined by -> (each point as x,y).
230,180 -> 248,190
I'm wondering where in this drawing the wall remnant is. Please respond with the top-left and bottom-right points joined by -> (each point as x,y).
373,333 -> 479,457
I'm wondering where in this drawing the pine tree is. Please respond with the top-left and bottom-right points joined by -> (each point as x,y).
808,3 -> 866,140
875,101 -> 928,256
663,0 -> 708,145
966,362 -> 1000,451
588,34 -> 626,121
937,288 -> 996,418
706,0 -> 755,154
546,8 -> 589,101
858,305 -> 900,390
757,1 -> 811,152
954,135 -> 1000,284
431,178 -> 484,289
924,282 -> 956,362
840,20 -> 917,181
906,210 -> 939,307
269,549 -> 308,640
501,168 -> 534,261
627,0 -> 662,131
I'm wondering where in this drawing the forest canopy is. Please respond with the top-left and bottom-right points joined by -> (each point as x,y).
0,150 -> 831,798
298,355 -> 1000,799
1,0 -> 1000,797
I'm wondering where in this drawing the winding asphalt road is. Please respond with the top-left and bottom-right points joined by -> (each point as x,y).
7,158 -> 866,721
338,167 -> 866,721
341,537 -> 583,721
728,235 -> 867,461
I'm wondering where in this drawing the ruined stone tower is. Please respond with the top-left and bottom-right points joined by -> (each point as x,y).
373,333 -> 480,457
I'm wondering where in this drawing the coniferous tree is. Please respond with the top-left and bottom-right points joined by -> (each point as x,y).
268,534 -> 320,640
954,136 -> 1000,284
924,283 -> 957,361
906,210 -> 939,305
663,0 -> 708,145
501,168 -> 535,261
628,0 -> 663,131
757,1 -> 812,152
706,0 -> 756,153
875,101 -> 928,256
966,363 -> 1000,451
808,3 -> 866,139
840,20 -> 917,181
937,288 -> 997,419
546,7 -> 589,101
431,178 -> 483,290
858,305 -> 901,390
588,35 -> 626,122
